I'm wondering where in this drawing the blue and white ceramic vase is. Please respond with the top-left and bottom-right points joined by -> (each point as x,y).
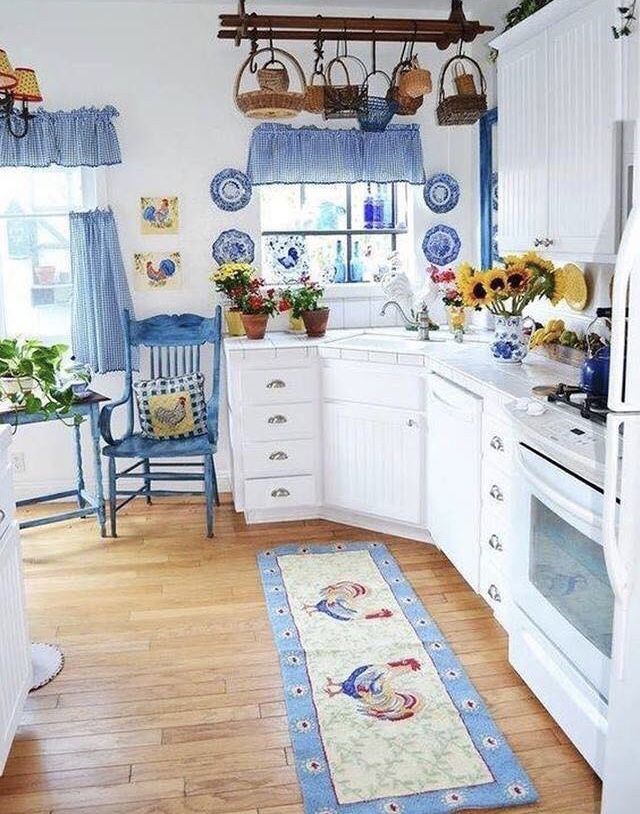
491,315 -> 529,364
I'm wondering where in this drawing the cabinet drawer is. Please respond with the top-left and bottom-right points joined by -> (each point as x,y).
322,362 -> 424,411
244,476 -> 317,510
0,462 -> 15,542
244,440 -> 315,478
241,367 -> 316,405
480,558 -> 510,629
480,508 -> 509,572
482,414 -> 513,472
243,403 -> 316,441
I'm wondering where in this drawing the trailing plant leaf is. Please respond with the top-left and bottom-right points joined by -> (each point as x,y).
504,0 -> 552,31
613,2 -> 636,37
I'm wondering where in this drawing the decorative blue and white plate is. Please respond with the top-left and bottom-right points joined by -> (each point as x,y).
491,171 -> 499,212
210,169 -> 252,212
212,229 -> 255,265
424,173 -> 460,214
422,224 -> 461,266
264,234 -> 309,283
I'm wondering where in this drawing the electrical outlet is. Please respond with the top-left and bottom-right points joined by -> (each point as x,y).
11,453 -> 26,474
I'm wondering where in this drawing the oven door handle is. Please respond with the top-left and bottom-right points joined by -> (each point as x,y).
516,449 -> 601,532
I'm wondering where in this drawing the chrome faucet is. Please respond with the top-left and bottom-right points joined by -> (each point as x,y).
380,300 -> 431,341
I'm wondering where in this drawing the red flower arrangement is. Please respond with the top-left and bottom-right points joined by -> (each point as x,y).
234,277 -> 287,316
428,265 -> 464,307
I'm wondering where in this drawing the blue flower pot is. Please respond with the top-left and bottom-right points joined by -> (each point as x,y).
490,315 -> 529,364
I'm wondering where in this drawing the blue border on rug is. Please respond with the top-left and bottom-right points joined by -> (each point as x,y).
257,542 -> 539,814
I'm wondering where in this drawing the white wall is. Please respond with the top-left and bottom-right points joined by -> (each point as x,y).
0,0 -> 501,498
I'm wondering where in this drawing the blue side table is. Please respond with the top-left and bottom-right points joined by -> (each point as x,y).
0,391 -> 108,537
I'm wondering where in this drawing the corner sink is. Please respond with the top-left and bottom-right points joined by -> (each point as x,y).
327,329 -> 491,353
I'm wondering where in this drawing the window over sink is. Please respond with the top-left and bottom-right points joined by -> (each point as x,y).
260,182 -> 411,285
0,165 -> 97,345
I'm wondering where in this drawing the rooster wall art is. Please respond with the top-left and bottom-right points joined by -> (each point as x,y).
325,658 -> 425,721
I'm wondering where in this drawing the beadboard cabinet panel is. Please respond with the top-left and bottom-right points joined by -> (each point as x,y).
497,32 -> 548,253
547,0 -> 619,255
323,401 -> 424,526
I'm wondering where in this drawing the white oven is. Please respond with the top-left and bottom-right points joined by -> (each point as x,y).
511,441 -> 615,774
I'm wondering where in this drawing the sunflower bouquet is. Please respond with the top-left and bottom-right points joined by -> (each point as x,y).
456,252 -> 565,316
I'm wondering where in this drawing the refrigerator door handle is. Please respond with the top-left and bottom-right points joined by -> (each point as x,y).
604,415 -> 630,679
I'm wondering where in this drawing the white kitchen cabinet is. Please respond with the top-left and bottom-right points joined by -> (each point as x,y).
426,374 -> 483,591
323,400 -> 424,526
494,0 -> 621,260
0,428 -> 31,774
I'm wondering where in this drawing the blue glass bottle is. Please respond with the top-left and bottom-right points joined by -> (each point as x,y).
349,241 -> 364,283
364,184 -> 375,230
333,240 -> 347,283
373,184 -> 385,229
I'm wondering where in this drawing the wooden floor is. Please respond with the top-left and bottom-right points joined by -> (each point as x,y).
0,497 -> 601,814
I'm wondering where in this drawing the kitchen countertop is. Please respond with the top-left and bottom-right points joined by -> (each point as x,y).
224,327 -> 581,404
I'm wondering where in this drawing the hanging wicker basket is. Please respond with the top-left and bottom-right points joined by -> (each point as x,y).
324,55 -> 367,120
436,55 -> 487,127
398,56 -> 432,99
388,62 -> 424,116
235,47 -> 306,120
358,70 -> 398,132
257,59 -> 290,93
453,61 -> 477,96
304,70 -> 326,113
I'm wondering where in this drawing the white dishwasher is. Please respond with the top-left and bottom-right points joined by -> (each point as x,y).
426,373 -> 483,591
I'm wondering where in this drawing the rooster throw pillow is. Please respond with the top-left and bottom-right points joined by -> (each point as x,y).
133,373 -> 208,440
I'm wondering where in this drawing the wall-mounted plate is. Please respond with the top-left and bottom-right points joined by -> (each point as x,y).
264,234 -> 309,283
210,169 -> 252,212
212,229 -> 255,265
424,173 -> 460,214
422,224 -> 461,266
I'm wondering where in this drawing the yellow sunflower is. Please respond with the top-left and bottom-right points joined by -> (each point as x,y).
504,264 -> 531,294
549,267 -> 567,305
485,268 -> 508,296
456,262 -> 476,289
460,271 -> 495,308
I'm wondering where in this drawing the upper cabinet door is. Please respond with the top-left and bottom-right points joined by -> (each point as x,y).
498,32 -> 549,253
547,0 -> 619,256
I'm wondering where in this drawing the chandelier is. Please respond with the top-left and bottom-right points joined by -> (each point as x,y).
0,49 -> 43,139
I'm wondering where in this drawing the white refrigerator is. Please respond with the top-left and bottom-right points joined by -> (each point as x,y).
600,190 -> 640,812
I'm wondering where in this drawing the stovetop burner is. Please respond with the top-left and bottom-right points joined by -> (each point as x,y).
547,384 -> 609,424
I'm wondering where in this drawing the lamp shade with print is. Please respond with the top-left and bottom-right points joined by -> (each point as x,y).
0,49 -> 17,90
12,68 -> 43,102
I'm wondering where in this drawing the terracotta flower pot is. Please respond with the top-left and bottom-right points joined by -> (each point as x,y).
302,308 -> 330,338
241,313 -> 269,340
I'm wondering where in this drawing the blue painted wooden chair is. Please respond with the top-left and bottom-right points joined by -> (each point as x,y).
100,307 -> 222,538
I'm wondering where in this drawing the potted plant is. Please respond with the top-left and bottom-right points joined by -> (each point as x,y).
428,264 -> 467,333
210,262 -> 255,336
235,278 -> 286,340
0,337 -> 75,416
281,278 -> 329,338
456,251 -> 564,364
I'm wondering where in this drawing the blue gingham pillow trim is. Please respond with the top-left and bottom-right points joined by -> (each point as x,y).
133,373 -> 207,440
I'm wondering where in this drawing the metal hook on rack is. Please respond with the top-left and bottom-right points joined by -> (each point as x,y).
313,30 -> 325,75
248,29 -> 259,73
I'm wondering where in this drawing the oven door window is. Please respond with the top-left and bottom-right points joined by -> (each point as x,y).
530,497 -> 614,657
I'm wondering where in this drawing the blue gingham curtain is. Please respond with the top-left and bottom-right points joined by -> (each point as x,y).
70,208 -> 134,373
0,106 -> 121,167
247,123 -> 425,185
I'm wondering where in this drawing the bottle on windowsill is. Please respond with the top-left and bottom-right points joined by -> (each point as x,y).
333,239 -> 347,283
364,184 -> 375,230
349,241 -> 364,283
373,184 -> 385,230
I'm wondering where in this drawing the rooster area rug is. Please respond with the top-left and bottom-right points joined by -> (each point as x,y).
258,543 -> 538,814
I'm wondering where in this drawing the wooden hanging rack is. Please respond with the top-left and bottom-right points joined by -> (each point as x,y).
218,0 -> 494,51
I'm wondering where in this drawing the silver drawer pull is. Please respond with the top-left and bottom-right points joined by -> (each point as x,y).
489,484 -> 504,502
407,419 -> 418,427
268,414 -> 288,425
271,488 -> 291,498
490,435 -> 504,452
0,508 -> 5,524
269,451 -> 289,461
488,534 -> 503,552
488,584 -> 502,603
266,379 -> 286,389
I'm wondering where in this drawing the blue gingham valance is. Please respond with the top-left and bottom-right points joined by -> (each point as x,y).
0,106 -> 122,167
247,123 -> 425,185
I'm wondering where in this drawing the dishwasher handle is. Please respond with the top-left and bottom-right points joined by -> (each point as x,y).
427,374 -> 481,422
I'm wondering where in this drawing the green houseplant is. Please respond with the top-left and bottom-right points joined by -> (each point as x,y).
0,338 -> 75,417
281,278 -> 329,338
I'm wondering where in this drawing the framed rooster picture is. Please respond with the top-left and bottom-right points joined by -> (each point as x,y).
133,252 -> 182,291
140,196 -> 179,235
